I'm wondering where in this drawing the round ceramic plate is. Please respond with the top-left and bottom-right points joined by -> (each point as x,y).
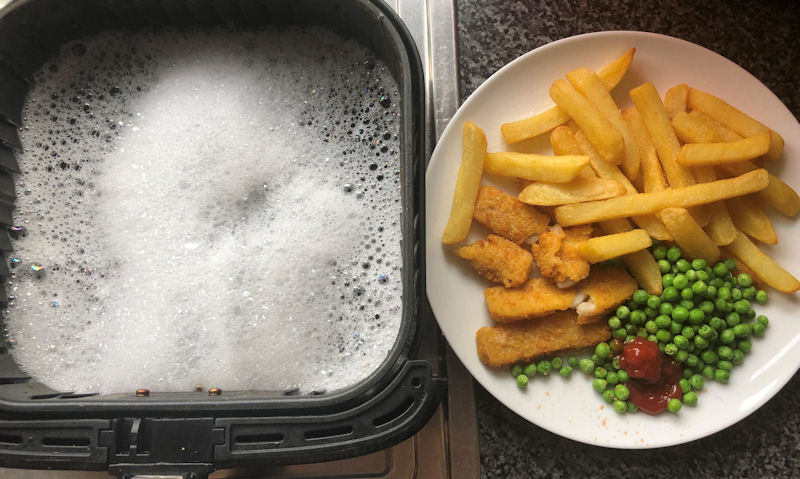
426,31 -> 800,448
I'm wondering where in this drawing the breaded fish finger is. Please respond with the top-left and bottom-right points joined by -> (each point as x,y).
476,311 -> 610,367
456,234 -> 533,288
485,277 -> 574,322
531,224 -> 593,286
574,265 -> 637,324
473,185 -> 550,244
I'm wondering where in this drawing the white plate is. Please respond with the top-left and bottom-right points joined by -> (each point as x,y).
426,31 -> 800,448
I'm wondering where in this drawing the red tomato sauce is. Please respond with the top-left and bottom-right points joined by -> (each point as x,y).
618,337 -> 682,415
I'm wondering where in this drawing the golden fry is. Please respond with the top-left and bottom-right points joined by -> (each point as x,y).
473,185 -> 551,244
692,165 -> 737,246
727,195 -> 778,245
688,110 -> 743,142
630,82 -> 695,188
566,67 -> 640,179
475,311 -> 611,367
640,145 -> 667,193
500,48 -> 635,143
518,176 -> 626,206
597,218 -> 662,295
575,229 -> 652,264
687,87 -> 784,161
717,161 -> 800,217
671,110 -> 718,144
484,152 -> 588,183
659,207 -> 720,263
726,232 -> 800,293
677,131 -> 771,166
664,83 -> 689,119
554,169 -> 769,226
442,121 -> 487,244
550,78 -> 625,165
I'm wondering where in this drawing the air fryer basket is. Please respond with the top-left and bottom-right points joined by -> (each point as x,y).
0,0 -> 444,476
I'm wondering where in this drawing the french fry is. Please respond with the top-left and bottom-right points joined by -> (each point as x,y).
441,121 -> 487,244
630,82 -> 696,188
671,110 -> 717,143
688,110 -> 743,142
573,129 -> 673,241
726,232 -> 800,293
554,169 -> 769,226
640,145 -> 667,193
483,152 -> 589,183
550,125 -> 582,156
664,83 -> 689,119
566,67 -> 640,179
575,229 -> 652,263
692,165 -> 737,246
727,195 -> 778,245
500,48 -> 635,144
598,218 -> 662,294
549,79 -> 625,165
717,161 -> 800,217
676,131 -> 771,166
687,87 -> 784,161
659,207 -> 720,263
518,176 -> 626,206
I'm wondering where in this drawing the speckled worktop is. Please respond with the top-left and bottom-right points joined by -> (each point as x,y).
455,1 -> 800,477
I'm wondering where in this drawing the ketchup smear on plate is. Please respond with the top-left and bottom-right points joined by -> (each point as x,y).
618,337 -> 682,415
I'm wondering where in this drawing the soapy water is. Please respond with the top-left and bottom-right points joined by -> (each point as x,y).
4,27 -> 404,394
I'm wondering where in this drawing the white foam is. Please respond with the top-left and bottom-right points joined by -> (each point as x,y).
6,27 -> 404,394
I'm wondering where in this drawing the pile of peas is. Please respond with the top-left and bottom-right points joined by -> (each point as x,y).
510,244 -> 770,414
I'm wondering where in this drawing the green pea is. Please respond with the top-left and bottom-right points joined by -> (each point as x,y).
683,391 -> 698,406
673,335 -> 689,350
702,365 -> 715,379
686,354 -> 699,368
690,280 -> 706,295
679,378 -> 691,393
663,286 -> 679,302
610,384 -> 629,402
516,374 -> 528,388
627,401 -> 638,412
726,312 -> 741,327
672,306 -> 689,322
656,329 -> 672,343
594,367 -> 607,379
630,310 -> 647,325
733,323 -> 751,338
673,274 -> 689,290
602,389 -> 615,403
714,369 -> 730,383
710,277 -> 724,289
694,335 -> 709,349
713,262 -> 729,277
537,360 -> 552,375
667,246 -> 683,263
709,316 -> 726,331
511,365 -> 523,377
657,259 -> 671,274
652,244 -> 667,260
690,258 -> 706,270
731,288 -> 743,301
681,326 -> 695,339
667,398 -> 682,412
738,339 -> 752,353
714,298 -> 729,313
675,259 -> 691,273
606,371 -> 619,385
688,308 -> 705,325
716,345 -> 733,361
697,324 -> 714,339
703,285 -> 717,299
648,334 -> 658,343
718,360 -> 733,371
592,378 -> 608,393
745,309 -> 756,320
522,363 -> 536,377
663,273 -> 675,288
644,307 -> 658,318
717,287 -> 731,300
618,370 -> 630,383
633,289 -> 649,305
646,294 -> 662,309
757,315 -> 769,326
608,317 -> 622,330
645,320 -> 658,334
680,288 -> 694,300
719,328 -> 735,344
690,374 -> 705,390
664,343 -> 678,356
611,400 -> 626,413
733,299 -> 751,315
676,350 -> 689,363
669,321 -> 683,335
737,273 -> 752,287
742,286 -> 756,300
732,349 -> 744,365
559,366 -> 573,377
698,300 -> 715,314
659,302 -> 674,316
612,328 -> 627,339
755,290 -> 768,304
616,305 -> 631,319
655,315 -> 671,329
723,258 -> 736,271
752,322 -> 766,337
701,350 -> 717,364
685,269 -> 698,282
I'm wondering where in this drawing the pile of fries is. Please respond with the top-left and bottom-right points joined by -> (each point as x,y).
441,48 -> 800,368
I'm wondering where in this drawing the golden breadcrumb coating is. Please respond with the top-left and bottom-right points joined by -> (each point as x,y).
456,234 -> 533,288
484,277 -> 574,322
531,224 -> 593,285
574,265 -> 637,324
473,185 -> 550,244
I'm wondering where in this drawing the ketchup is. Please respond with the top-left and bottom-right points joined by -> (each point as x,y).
618,337 -> 682,415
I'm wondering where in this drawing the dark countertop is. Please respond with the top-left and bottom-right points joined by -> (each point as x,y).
455,1 -> 800,477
